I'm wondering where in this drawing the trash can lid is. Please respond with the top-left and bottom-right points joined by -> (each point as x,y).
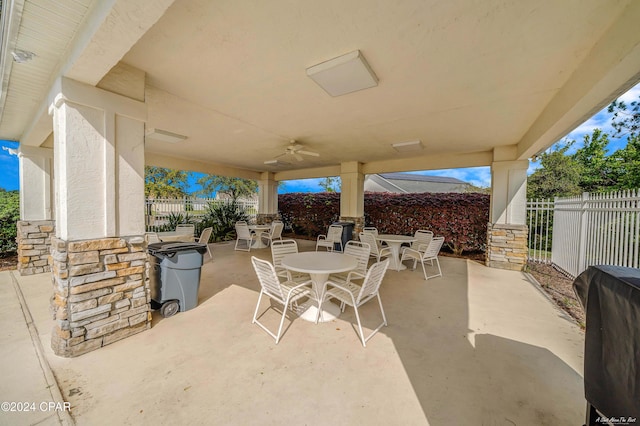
148,242 -> 207,255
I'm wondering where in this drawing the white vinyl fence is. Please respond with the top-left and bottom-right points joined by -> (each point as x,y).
145,197 -> 259,232
527,190 -> 640,277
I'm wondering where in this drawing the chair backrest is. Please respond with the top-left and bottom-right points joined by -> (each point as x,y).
412,230 -> 433,249
235,222 -> 252,239
357,258 -> 390,303
359,232 -> 381,255
343,240 -> 371,276
270,221 -> 284,239
362,227 -> 379,236
327,225 -> 343,241
271,239 -> 298,270
198,227 -> 213,244
176,224 -> 195,234
145,232 -> 160,244
251,257 -> 284,300
423,236 -> 445,259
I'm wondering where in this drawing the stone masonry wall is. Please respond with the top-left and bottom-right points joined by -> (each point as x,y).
50,236 -> 151,357
17,220 -> 55,276
486,223 -> 528,271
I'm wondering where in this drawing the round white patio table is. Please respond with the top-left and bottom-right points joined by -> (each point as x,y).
248,225 -> 271,249
156,231 -> 195,242
375,234 -> 416,271
281,252 -> 358,323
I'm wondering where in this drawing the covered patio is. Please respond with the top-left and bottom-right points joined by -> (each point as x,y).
6,239 -> 585,425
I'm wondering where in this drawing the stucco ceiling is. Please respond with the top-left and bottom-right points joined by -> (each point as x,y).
121,0 -> 638,175
2,0 -> 640,178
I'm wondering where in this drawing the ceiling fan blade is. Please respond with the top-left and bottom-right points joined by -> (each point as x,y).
297,150 -> 320,157
293,153 -> 304,161
273,152 -> 287,159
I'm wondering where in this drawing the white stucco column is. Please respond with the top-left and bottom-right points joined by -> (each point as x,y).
487,148 -> 529,271
258,172 -> 278,215
18,145 -> 54,220
49,77 -> 146,240
339,161 -> 364,217
489,160 -> 528,225
339,161 -> 365,236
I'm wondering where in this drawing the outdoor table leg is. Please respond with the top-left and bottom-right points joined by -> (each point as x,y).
385,241 -> 407,271
298,272 -> 341,323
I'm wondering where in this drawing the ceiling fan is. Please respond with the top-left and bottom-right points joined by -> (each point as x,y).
265,140 -> 320,164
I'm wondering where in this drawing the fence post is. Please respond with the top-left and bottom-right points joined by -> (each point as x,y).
577,192 -> 589,274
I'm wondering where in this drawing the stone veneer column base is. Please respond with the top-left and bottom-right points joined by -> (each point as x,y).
339,216 -> 365,240
486,223 -> 528,271
256,213 -> 280,225
50,236 -> 151,357
17,220 -> 55,276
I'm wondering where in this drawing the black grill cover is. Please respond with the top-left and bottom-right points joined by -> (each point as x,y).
572,265 -> 640,418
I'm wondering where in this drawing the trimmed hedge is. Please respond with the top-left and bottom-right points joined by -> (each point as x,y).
278,192 -> 490,254
279,193 -> 341,238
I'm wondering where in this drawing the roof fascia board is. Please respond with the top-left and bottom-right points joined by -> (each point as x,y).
145,152 -> 262,181
362,150 -> 493,175
0,0 -> 25,127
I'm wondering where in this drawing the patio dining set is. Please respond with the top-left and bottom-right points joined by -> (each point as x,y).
244,222 -> 446,346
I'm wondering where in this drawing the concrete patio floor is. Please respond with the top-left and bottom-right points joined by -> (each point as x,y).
2,239 -> 586,425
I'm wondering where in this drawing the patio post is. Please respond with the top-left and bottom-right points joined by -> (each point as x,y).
15,145 -> 55,275
257,172 -> 279,224
487,151 -> 528,271
48,77 -> 150,357
339,161 -> 365,237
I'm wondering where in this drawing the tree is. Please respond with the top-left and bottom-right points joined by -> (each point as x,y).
318,177 -> 340,192
608,95 -> 640,139
196,175 -> 257,201
572,129 -> 616,193
527,143 -> 581,199
609,135 -> 640,190
145,166 -> 190,198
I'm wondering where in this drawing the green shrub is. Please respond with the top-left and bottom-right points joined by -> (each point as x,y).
200,201 -> 249,242
157,212 -> 196,232
0,190 -> 20,255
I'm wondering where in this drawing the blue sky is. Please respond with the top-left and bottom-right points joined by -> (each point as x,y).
1,82 -> 638,193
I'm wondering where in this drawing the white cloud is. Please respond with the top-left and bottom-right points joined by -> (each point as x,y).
618,84 -> 640,103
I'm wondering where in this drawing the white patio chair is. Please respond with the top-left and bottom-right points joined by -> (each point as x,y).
260,220 -> 284,247
359,232 -> 392,262
316,224 -> 343,252
234,222 -> 256,251
198,227 -> 213,260
400,236 -> 445,280
329,240 -> 371,285
362,226 -> 384,248
176,224 -> 195,234
251,257 -> 314,344
271,239 -> 308,283
318,258 -> 390,347
145,232 -> 161,244
362,227 -> 379,236
410,230 -> 433,252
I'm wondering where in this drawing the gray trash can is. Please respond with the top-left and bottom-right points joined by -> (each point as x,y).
331,221 -> 355,252
148,242 -> 207,318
